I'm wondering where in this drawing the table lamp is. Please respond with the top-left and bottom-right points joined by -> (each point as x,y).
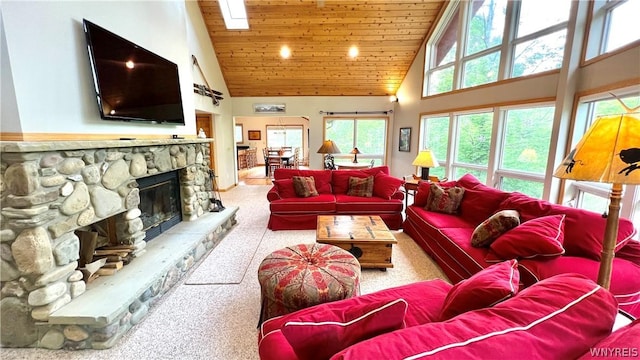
350,147 -> 362,163
317,140 -> 341,170
412,150 -> 439,180
553,112 -> 640,289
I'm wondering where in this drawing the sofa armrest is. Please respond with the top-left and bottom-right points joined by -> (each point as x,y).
391,191 -> 404,201
616,238 -> 640,266
266,186 -> 281,202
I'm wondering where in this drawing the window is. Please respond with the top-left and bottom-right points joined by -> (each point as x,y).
569,89 -> 640,222
235,124 -> 243,143
453,112 -> 493,181
496,106 -> 554,198
420,104 -> 555,198
266,125 -> 303,150
424,0 -> 572,96
585,0 -> 640,60
324,117 -> 388,166
420,116 -> 450,179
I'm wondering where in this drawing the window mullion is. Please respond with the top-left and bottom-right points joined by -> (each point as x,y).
499,0 -> 518,80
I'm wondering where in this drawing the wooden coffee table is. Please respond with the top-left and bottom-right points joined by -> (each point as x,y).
316,215 -> 397,270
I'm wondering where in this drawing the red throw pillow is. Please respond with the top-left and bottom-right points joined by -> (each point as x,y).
292,176 -> 319,197
426,183 -> 465,214
439,259 -> 519,321
273,179 -> 297,198
485,214 -> 566,262
372,172 -> 404,199
347,176 -> 374,197
281,298 -> 407,360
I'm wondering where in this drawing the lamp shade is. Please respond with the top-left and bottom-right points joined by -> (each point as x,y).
350,147 -> 361,155
317,140 -> 341,154
412,150 -> 439,168
553,113 -> 640,184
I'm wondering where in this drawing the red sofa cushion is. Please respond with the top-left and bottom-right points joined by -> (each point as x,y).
273,179 -> 297,199
258,279 -> 452,360
440,259 -> 519,321
485,214 -> 566,262
269,194 -> 336,214
498,192 -> 637,261
578,319 -> 640,359
333,274 -> 617,360
519,256 -> 640,317
274,169 -> 333,194
372,172 -> 404,200
334,194 -> 403,214
281,299 -> 407,360
457,174 -> 510,224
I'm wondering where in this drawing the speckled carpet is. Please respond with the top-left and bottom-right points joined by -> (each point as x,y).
1,184 -> 449,360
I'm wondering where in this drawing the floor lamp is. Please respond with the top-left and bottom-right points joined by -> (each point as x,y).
553,113 -> 640,289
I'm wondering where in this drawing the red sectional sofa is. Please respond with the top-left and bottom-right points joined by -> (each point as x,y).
403,173 -> 640,317
258,272 -> 636,359
267,166 -> 404,230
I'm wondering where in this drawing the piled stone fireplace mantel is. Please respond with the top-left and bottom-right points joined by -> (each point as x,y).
0,138 -> 237,350
0,138 -> 213,153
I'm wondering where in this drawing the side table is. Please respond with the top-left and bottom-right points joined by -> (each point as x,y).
403,180 -> 421,208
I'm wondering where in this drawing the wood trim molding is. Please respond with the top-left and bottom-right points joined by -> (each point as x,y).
0,133 -> 198,142
417,96 -> 556,118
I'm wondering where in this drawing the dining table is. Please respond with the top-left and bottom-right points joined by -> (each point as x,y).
265,151 -> 295,176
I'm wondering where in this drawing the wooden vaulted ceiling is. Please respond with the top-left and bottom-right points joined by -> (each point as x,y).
197,0 -> 445,97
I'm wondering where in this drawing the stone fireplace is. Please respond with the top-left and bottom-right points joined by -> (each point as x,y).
0,139 -> 237,350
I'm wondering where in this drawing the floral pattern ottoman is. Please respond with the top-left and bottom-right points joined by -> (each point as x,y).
258,243 -> 361,325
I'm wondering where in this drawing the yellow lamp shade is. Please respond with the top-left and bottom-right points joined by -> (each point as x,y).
554,113 -> 640,184
412,150 -> 439,168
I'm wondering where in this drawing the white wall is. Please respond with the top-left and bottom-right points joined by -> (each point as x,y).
0,0 -> 238,189
1,1 -> 196,135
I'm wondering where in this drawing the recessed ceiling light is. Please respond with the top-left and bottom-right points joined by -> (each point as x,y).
348,46 -> 359,58
219,0 -> 249,30
280,46 -> 291,59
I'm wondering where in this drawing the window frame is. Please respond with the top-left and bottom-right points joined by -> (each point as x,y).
419,102 -> 556,199
423,0 -> 572,97
322,116 -> 389,166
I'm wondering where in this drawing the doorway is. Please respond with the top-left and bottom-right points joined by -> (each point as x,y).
196,113 -> 215,172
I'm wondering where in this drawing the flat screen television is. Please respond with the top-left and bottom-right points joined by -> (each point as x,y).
83,19 -> 185,125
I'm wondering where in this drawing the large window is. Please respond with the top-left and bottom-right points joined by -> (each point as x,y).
424,0 -> 572,96
567,89 -> 639,223
324,117 -> 388,165
585,0 -> 640,61
420,104 -> 555,198
496,106 -> 554,198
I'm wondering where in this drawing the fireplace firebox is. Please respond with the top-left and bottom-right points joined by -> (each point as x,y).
137,171 -> 182,241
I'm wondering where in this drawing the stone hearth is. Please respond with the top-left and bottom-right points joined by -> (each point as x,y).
0,139 -> 238,349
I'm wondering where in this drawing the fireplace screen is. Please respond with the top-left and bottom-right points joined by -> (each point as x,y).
138,171 -> 182,241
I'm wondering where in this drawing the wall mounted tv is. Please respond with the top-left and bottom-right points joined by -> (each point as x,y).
83,19 -> 185,125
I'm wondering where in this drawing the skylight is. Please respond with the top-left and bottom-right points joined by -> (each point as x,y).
219,0 -> 248,30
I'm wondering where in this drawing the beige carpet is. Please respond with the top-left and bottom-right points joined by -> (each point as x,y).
1,184 -> 449,360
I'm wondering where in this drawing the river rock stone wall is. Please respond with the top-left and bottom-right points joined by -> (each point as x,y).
0,140 -> 216,348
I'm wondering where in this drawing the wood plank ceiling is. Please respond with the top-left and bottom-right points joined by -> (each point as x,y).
197,0 -> 445,97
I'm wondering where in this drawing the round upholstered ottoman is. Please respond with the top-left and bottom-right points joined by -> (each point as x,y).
257,243 -> 361,325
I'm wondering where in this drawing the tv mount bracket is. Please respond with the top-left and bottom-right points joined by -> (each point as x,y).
192,55 -> 224,106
